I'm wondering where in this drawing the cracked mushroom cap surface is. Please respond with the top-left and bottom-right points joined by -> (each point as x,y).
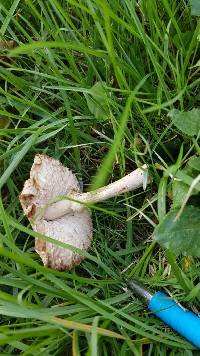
19,154 -> 92,270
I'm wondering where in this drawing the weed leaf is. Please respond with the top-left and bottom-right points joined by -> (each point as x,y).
189,0 -> 200,16
188,156 -> 200,171
154,206 -> 200,256
85,82 -> 110,121
172,158 -> 200,207
169,108 -> 200,136
172,179 -> 189,208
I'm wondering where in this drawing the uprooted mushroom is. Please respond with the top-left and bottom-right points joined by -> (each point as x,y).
20,154 -> 147,270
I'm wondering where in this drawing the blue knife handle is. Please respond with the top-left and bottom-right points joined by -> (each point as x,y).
148,291 -> 200,348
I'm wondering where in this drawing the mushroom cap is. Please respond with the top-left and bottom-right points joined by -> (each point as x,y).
19,154 -> 92,271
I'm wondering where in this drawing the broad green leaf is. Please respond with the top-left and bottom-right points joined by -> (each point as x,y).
85,82 -> 110,121
169,108 -> 200,136
172,160 -> 199,207
154,206 -> 200,256
173,31 -> 194,51
188,156 -> 200,171
189,0 -> 200,16
172,179 -> 189,208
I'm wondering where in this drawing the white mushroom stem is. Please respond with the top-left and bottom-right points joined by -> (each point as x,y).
44,165 -> 147,221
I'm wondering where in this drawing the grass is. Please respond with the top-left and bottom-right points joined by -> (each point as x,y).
0,0 -> 199,354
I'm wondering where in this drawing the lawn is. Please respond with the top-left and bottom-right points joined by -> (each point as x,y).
0,0 -> 200,354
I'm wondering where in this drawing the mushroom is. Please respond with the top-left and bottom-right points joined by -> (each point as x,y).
20,154 -> 147,270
